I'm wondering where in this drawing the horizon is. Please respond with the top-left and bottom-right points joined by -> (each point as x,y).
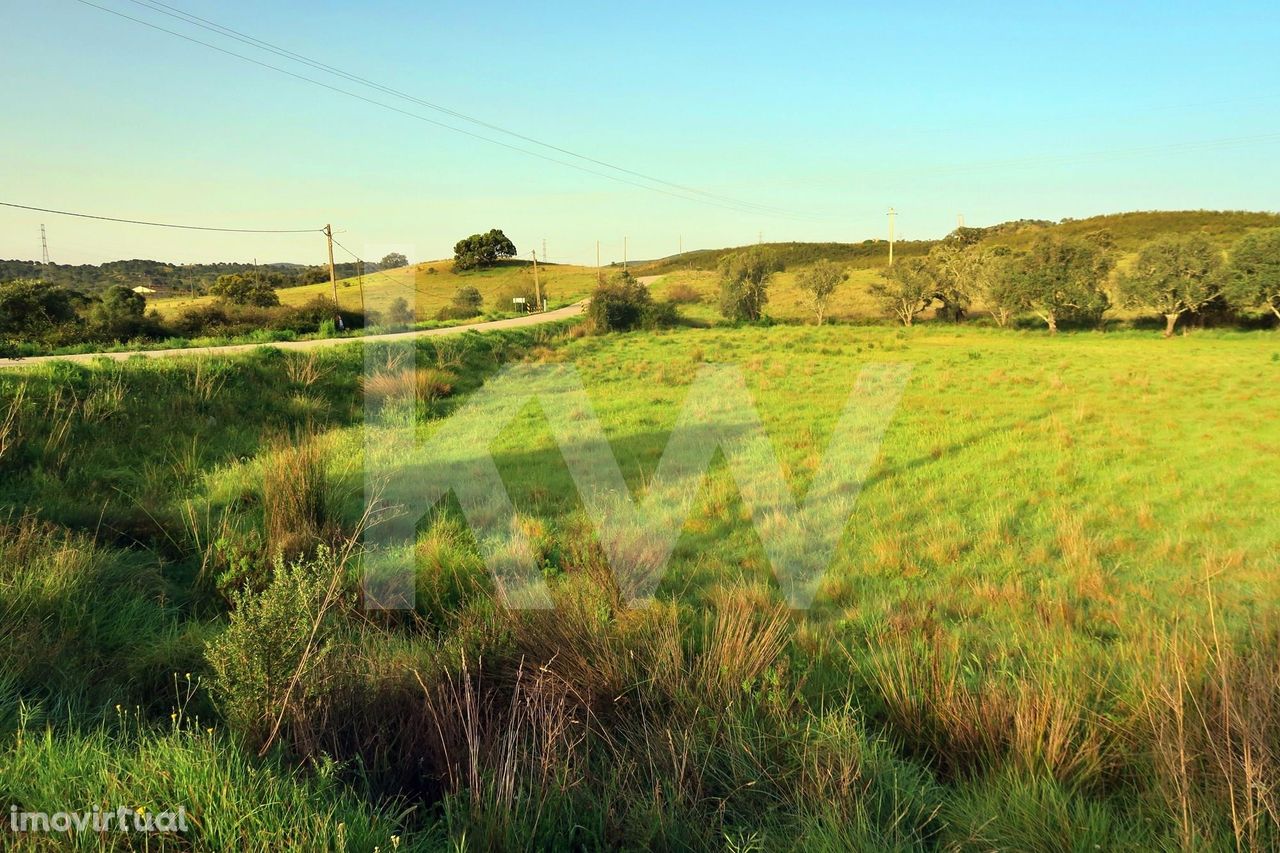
2,1 -> 1278,267
2,207 -> 1277,270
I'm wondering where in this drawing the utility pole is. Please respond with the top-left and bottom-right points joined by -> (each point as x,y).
623,236 -> 628,270
531,250 -> 541,311
887,208 -> 897,266
357,260 -> 366,318
596,240 -> 602,284
40,224 -> 49,266
542,237 -> 547,261
324,224 -> 342,327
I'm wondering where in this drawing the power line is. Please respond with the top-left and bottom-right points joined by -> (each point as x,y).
70,0 -> 827,222
125,0 -> 811,220
0,200 -> 320,234
329,237 -> 420,296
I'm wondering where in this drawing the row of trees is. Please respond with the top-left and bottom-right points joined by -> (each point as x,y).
871,227 -> 1280,335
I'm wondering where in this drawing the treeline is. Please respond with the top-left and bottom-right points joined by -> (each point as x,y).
0,279 -> 366,354
0,258 -> 372,297
869,226 -> 1280,334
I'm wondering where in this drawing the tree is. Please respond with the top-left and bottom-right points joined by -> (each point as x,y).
1223,228 -> 1280,319
0,279 -> 80,339
927,242 -> 979,321
453,229 -> 517,271
209,273 -> 281,307
380,252 -> 408,270
972,247 -> 1024,327
1120,233 -> 1224,337
870,258 -> 935,326
1017,235 -> 1113,333
718,247 -> 782,321
796,260 -> 846,325
386,297 -> 414,327
90,285 -> 148,339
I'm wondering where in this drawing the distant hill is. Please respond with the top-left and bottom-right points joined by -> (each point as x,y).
0,259 -> 363,296
637,239 -> 936,275
975,210 -> 1280,251
637,210 -> 1279,275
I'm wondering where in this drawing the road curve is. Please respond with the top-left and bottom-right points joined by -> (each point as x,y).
0,300 -> 588,369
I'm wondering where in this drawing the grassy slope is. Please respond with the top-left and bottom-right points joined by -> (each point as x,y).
149,258 -> 599,319
2,321 -> 1280,847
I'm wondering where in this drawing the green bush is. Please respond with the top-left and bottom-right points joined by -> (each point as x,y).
205,548 -> 350,751
587,271 -> 677,333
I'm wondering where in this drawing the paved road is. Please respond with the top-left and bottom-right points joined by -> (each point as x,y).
0,300 -> 588,369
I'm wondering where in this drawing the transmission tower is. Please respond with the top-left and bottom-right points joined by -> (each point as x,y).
40,224 -> 50,279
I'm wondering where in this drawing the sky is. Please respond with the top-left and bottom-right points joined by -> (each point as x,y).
1,0 -> 1277,267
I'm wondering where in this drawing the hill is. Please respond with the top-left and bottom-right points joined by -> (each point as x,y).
149,258 -> 600,319
637,210 -> 1279,277
637,239 -> 936,275
0,258 -> 333,297
976,209 -> 1280,251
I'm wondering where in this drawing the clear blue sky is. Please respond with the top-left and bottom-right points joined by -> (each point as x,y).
1,0 -> 1277,266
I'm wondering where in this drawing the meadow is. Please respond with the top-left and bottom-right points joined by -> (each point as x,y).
2,313 -> 1278,850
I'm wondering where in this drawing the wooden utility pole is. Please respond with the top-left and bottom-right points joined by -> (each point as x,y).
357,260 -> 366,318
324,224 -> 340,322
531,250 -> 541,311
596,240 -> 602,283
887,208 -> 897,266
678,234 -> 682,255
623,236 -> 628,270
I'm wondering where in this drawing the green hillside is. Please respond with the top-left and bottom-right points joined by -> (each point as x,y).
639,210 -> 1279,276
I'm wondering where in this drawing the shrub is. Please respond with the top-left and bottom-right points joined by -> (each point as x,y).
718,247 -> 782,321
586,271 -> 660,332
386,297 -> 415,327
665,282 -> 703,304
436,286 -> 484,321
491,280 -> 542,313
205,548 -> 351,753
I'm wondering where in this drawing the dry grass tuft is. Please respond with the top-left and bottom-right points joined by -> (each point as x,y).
360,366 -> 455,404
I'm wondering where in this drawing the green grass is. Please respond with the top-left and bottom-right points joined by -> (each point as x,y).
2,319 -> 1279,849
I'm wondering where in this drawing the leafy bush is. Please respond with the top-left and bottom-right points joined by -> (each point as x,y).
586,271 -> 677,333
718,247 -> 782,321
206,548 -> 350,751
491,279 -> 543,313
436,285 -> 484,320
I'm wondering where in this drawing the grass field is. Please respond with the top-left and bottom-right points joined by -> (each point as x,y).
149,258 -> 601,319
2,316 -> 1279,849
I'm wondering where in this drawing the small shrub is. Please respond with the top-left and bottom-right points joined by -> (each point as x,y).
206,548 -> 351,753
666,282 -> 703,304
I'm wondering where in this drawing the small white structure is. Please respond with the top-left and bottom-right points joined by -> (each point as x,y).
131,285 -> 158,294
